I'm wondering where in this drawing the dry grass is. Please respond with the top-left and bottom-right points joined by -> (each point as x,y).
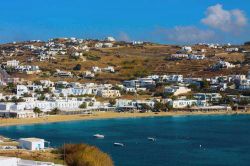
0,149 -> 64,164
4,45 -> 249,83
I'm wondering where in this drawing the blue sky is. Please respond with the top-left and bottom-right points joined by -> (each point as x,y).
0,0 -> 249,44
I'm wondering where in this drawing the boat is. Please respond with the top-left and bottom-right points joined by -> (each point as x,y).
93,134 -> 105,139
147,137 -> 156,141
113,142 -> 124,147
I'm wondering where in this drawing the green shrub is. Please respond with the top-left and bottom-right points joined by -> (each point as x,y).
60,144 -> 114,166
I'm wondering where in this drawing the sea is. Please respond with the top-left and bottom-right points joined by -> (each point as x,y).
0,115 -> 250,166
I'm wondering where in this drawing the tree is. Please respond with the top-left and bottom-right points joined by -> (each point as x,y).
33,107 -> 42,114
153,101 -> 166,112
11,96 -> 18,103
201,80 -> 210,89
79,102 -> 87,109
38,94 -> 45,101
88,102 -> 94,107
49,108 -> 61,115
140,103 -> 151,111
109,99 -> 116,106
73,64 -> 81,71
7,83 -> 15,92
166,103 -> 173,111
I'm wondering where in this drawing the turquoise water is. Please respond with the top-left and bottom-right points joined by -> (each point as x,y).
0,115 -> 250,166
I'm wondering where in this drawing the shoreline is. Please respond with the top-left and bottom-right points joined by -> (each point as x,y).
0,110 -> 250,127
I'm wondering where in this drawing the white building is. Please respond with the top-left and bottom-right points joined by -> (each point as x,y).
171,54 -> 189,59
103,43 -> 113,48
164,86 -> 191,96
55,69 -> 72,77
239,79 -> 250,90
171,99 -> 201,108
248,70 -> 250,79
226,47 -> 239,52
188,54 -> 205,60
105,37 -> 116,42
214,61 -> 235,69
0,156 -> 60,166
0,98 -> 90,112
103,66 -> 115,73
92,66 -> 102,73
0,110 -> 36,118
162,75 -> 183,83
97,90 -> 121,98
95,43 -> 103,48
181,46 -> 192,53
6,60 -> 19,67
16,85 -> 29,96
18,138 -> 45,151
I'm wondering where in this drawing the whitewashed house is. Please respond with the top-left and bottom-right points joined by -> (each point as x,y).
97,90 -> 121,98
226,47 -> 239,52
171,99 -> 201,108
103,43 -> 113,48
6,60 -> 19,67
16,85 -> 29,96
181,46 -> 192,53
188,54 -> 205,60
105,37 -> 116,42
164,86 -> 191,96
18,138 -> 45,151
103,66 -> 115,73
95,43 -> 103,48
92,66 -> 102,73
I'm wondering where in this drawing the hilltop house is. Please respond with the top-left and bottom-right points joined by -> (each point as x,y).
181,46 -> 192,53
6,60 -> 19,67
226,47 -> 239,52
162,75 -> 183,83
105,37 -> 116,42
188,54 -> 205,60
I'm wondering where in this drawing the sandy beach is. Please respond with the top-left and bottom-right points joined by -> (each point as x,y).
0,110 -> 250,127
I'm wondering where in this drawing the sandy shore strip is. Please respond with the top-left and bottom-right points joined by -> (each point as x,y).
0,111 -> 250,127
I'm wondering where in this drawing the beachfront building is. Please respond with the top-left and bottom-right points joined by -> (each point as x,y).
116,99 -> 155,111
0,110 -> 36,118
170,99 -> 206,108
18,138 -> 45,151
0,97 -> 97,112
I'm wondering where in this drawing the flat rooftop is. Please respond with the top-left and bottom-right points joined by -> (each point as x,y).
19,138 -> 45,142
